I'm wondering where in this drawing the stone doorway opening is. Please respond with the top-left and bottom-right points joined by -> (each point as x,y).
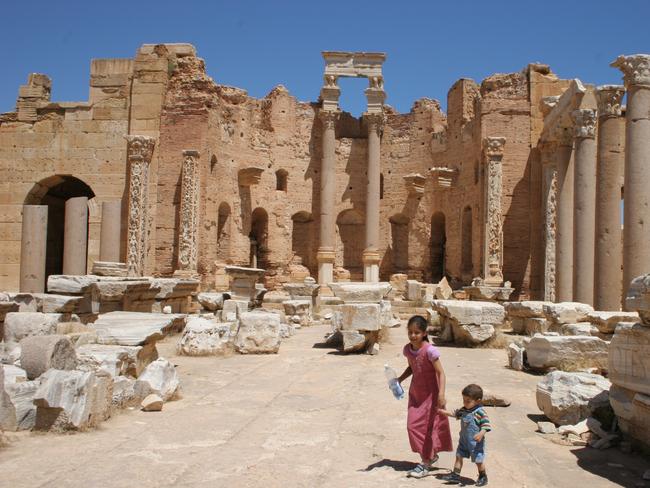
461,206 -> 473,281
336,209 -> 365,280
431,212 -> 446,282
250,207 -> 269,269
389,213 -> 409,274
24,175 -> 95,287
291,211 -> 315,276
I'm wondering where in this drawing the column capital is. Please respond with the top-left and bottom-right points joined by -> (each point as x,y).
572,109 -> 597,139
182,149 -> 200,158
596,85 -> 625,118
363,112 -> 386,136
611,54 -> 650,88
125,135 -> 156,163
318,109 -> 340,130
483,136 -> 506,160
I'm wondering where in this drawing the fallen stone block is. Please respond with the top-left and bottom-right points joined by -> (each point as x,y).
6,380 -> 39,430
583,310 -> 639,334
19,335 -> 78,380
406,280 -> 422,301
137,358 -> 179,401
608,322 -> 650,396
0,366 -> 16,431
432,300 -> 505,326
3,312 -> 67,344
111,376 -> 150,409
435,277 -> 453,300
537,421 -> 557,434
328,282 -> 392,304
33,369 -> 113,431
609,385 -> 650,450
339,303 -> 381,332
560,323 -> 598,336
222,299 -> 249,321
3,293 -> 38,312
507,343 -> 525,371
77,343 -> 157,377
526,335 -> 609,371
3,364 -> 27,385
451,323 -> 495,346
141,394 -> 163,412
625,274 -> 650,324
542,302 -> 594,327
283,300 -> 311,317
90,311 -> 185,346
197,292 -> 230,311
536,371 -> 611,425
234,311 -> 281,354
47,275 -> 99,294
504,300 -> 551,318
177,317 -> 236,356
36,294 -> 87,314
341,329 -> 378,353
558,419 -> 589,436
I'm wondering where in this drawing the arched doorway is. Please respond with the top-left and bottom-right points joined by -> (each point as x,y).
250,207 -> 269,269
217,202 -> 231,262
337,209 -> 364,280
430,212 -> 446,282
291,211 -> 315,274
461,206 -> 473,280
24,175 -> 95,285
389,213 -> 409,273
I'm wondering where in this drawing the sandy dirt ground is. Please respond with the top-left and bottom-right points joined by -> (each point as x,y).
0,324 -> 648,488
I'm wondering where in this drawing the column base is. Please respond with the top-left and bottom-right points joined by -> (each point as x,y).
317,249 -> 336,285
362,250 -> 381,283
173,269 -> 199,279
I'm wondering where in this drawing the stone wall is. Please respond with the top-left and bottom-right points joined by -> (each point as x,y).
0,43 -> 561,296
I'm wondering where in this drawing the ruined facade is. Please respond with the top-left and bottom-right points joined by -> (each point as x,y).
0,43 -> 636,301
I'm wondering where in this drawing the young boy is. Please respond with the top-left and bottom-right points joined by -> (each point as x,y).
439,384 -> 491,486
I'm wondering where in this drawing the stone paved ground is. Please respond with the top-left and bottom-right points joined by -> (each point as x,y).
0,324 -> 648,488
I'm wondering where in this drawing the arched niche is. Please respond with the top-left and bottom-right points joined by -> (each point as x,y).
336,209 -> 364,279
291,211 -> 315,273
430,212 -> 446,283
217,202 -> 231,261
389,213 -> 409,273
250,207 -> 269,268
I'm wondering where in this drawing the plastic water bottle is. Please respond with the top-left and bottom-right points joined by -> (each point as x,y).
384,364 -> 404,400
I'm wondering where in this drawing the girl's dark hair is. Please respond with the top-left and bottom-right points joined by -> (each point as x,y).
407,315 -> 429,342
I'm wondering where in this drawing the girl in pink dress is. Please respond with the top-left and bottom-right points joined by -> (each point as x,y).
397,315 -> 453,478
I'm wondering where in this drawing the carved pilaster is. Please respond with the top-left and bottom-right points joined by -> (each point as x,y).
540,142 -> 559,301
596,85 -> 625,118
125,135 -> 155,277
572,109 -> 598,139
611,54 -> 650,87
482,137 -> 506,287
177,150 -> 201,273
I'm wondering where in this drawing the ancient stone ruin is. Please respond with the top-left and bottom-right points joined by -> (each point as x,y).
1,45 -> 650,466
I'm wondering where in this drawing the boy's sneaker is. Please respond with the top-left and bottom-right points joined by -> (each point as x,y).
407,463 -> 434,478
476,473 -> 488,486
439,471 -> 462,484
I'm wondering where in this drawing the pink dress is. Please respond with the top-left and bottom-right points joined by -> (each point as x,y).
403,342 -> 453,459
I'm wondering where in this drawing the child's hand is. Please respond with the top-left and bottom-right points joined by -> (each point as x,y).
473,431 -> 485,442
437,395 -> 446,409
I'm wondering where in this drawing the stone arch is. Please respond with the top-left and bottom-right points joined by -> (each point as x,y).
217,202 -> 231,262
250,207 -> 269,268
461,206 -> 473,278
430,212 -> 446,283
24,175 -> 95,285
291,211 -> 315,274
337,209 -> 364,279
389,213 -> 409,273
275,169 -> 288,192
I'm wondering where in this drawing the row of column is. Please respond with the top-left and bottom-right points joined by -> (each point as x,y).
553,54 -> 650,309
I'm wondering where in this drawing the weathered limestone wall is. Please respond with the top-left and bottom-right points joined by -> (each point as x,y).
1,43 -> 562,297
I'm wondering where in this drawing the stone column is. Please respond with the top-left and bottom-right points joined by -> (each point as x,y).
62,196 -> 88,275
482,137 -> 506,286
594,85 -> 625,310
571,109 -> 598,305
175,150 -> 201,275
125,135 -> 155,277
612,55 -> 650,300
317,110 -> 339,285
555,139 -> 574,302
540,142 -> 558,301
362,112 -> 384,283
99,200 -> 121,262
19,205 -> 47,293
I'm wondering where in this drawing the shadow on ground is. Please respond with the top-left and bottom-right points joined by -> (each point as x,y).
570,447 -> 650,488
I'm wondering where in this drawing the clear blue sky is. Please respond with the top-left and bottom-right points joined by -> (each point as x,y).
2,0 -> 649,116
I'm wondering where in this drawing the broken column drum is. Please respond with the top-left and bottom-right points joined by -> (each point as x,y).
19,205 -> 48,293
125,135 -> 155,277
62,196 -> 89,275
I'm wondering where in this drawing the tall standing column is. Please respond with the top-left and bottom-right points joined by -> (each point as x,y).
317,110 -> 339,285
612,54 -> 650,300
362,112 -> 384,283
176,150 -> 201,275
482,137 -> 506,286
99,200 -> 122,262
19,205 -> 48,292
540,142 -> 558,301
62,196 -> 89,275
571,109 -> 598,305
594,85 -> 625,310
125,135 -> 156,277
555,140 -> 574,302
